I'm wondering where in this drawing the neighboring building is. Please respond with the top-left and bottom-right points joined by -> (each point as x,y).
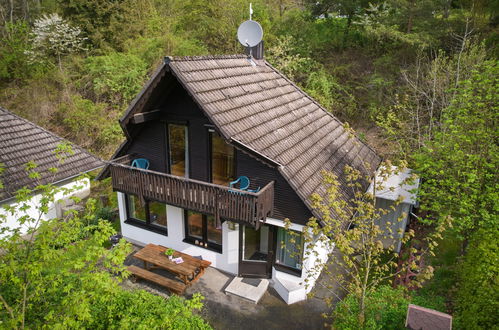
0,107 -> 104,237
369,166 -> 420,252
406,304 -> 452,330
99,54 -> 381,304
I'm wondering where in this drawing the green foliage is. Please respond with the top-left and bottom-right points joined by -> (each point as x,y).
56,0 -> 149,51
56,94 -> 122,154
456,228 -> 499,329
0,166 -> 210,329
0,21 -> 43,81
333,285 -> 410,329
85,52 -> 148,106
413,60 -> 499,242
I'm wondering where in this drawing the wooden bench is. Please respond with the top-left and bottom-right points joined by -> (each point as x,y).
128,265 -> 186,295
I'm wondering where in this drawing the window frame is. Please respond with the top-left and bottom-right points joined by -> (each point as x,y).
183,209 -> 222,253
124,194 -> 169,236
273,227 -> 304,277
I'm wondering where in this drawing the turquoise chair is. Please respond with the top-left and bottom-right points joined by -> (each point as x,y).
229,176 -> 250,191
131,158 -> 150,170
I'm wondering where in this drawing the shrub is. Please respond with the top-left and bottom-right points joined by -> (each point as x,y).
456,228 -> 499,329
85,52 -> 147,106
333,285 -> 410,329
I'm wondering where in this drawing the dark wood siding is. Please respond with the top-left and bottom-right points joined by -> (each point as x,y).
122,77 -> 312,226
236,151 -> 313,225
126,121 -> 166,173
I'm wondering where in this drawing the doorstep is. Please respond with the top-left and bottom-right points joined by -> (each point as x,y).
224,277 -> 269,304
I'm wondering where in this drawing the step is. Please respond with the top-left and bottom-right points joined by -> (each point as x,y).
224,277 -> 269,304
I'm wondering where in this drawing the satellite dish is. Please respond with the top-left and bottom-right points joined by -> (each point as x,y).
237,20 -> 263,48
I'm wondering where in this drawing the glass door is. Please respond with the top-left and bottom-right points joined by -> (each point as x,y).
209,130 -> 235,185
239,224 -> 274,278
168,123 -> 188,177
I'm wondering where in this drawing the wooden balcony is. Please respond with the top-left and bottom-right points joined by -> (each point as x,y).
108,156 -> 274,229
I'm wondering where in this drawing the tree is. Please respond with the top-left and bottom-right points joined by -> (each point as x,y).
456,228 -> 499,328
28,13 -> 86,69
413,60 -> 498,251
301,160 -> 446,326
0,150 -> 210,329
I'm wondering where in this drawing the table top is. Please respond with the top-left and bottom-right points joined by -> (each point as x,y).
133,244 -> 199,277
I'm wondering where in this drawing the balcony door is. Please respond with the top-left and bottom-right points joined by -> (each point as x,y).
167,123 -> 188,177
239,224 -> 274,278
209,130 -> 235,185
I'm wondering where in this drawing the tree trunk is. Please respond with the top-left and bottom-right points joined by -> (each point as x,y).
406,0 -> 415,33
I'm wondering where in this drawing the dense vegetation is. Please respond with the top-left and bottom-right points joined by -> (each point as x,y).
0,162 -> 210,328
1,0 -> 497,328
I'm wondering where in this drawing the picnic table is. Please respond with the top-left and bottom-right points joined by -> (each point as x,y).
128,244 -> 211,294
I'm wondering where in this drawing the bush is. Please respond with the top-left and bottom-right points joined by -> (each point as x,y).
456,228 -> 499,329
333,286 -> 410,330
84,52 -> 147,106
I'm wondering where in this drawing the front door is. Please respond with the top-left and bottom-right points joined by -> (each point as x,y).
238,224 -> 274,278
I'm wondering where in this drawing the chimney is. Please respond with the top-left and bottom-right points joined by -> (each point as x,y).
245,40 -> 264,60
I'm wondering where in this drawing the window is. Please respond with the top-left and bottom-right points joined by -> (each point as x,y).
125,194 -> 168,234
210,130 -> 235,185
168,124 -> 188,177
128,195 -> 147,222
275,227 -> 303,274
184,210 -> 222,252
149,201 -> 167,228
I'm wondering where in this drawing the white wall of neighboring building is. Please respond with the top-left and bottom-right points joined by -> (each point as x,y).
0,178 -> 91,238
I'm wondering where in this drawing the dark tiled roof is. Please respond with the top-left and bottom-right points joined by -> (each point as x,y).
0,107 -> 104,202
119,54 -> 381,220
406,304 -> 452,330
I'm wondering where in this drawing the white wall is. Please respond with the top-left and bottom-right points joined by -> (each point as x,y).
118,195 -> 332,303
0,178 -> 91,238
376,199 -> 411,252
266,217 -> 333,304
117,192 -> 240,274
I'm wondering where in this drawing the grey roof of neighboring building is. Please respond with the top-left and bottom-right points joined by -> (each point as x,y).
0,107 -> 104,202
406,304 -> 452,330
117,55 -> 381,220
368,166 -> 420,205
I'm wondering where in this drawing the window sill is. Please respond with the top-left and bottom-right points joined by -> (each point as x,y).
274,263 -> 302,277
124,219 -> 168,236
183,238 -> 222,254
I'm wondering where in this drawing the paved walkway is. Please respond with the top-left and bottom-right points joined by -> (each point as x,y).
124,246 -> 337,330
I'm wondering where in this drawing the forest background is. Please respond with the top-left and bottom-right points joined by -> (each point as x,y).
0,0 -> 497,328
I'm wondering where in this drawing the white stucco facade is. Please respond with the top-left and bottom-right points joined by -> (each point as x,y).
117,192 -> 332,304
0,178 -> 91,238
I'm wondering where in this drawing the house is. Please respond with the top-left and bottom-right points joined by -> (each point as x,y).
0,107 -> 104,237
98,53 -> 381,304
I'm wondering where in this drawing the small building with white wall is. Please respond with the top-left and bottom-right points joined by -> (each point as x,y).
369,166 -> 420,252
0,107 -> 103,237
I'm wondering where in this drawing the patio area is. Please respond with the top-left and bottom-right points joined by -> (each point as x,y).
123,245 -> 337,329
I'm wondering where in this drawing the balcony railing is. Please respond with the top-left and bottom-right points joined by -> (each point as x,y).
108,156 -> 274,229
